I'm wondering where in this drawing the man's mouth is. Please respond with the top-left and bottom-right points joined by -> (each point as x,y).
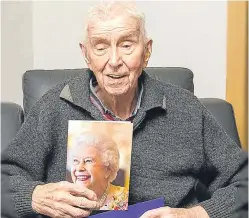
107,74 -> 126,79
76,175 -> 91,181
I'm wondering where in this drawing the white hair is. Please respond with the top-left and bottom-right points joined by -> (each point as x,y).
82,1 -> 147,43
70,132 -> 120,183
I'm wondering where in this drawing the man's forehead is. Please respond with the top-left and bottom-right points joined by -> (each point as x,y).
87,15 -> 141,37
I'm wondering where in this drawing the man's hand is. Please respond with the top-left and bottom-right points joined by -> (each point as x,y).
140,206 -> 210,218
32,181 -> 100,218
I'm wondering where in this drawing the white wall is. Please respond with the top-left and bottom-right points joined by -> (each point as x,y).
1,1 -> 33,106
2,1 -> 227,106
137,1 -> 227,99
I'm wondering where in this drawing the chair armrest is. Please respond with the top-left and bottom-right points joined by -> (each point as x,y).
1,102 -> 24,152
1,102 -> 24,218
199,98 -> 241,147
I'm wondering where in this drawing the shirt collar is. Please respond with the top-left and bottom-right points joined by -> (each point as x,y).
89,76 -> 144,118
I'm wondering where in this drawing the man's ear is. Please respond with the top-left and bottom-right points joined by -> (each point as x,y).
143,38 -> 153,69
79,42 -> 91,66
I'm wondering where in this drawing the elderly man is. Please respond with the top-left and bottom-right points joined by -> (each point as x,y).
1,2 -> 247,218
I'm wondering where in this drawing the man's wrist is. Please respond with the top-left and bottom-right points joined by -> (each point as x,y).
188,206 -> 210,218
31,184 -> 44,214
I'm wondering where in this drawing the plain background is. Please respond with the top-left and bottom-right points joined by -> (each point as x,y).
1,1 -> 227,106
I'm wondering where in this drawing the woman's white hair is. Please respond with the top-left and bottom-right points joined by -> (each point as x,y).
70,132 -> 120,183
82,1 -> 147,43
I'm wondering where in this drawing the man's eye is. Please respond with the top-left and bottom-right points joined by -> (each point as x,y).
95,44 -> 108,50
123,44 -> 131,48
93,44 -> 108,55
96,47 -> 106,51
121,43 -> 132,49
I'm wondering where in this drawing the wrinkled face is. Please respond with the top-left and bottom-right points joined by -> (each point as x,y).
71,145 -> 108,193
81,14 -> 152,96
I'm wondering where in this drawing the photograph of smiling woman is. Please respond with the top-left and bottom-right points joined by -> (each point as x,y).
66,121 -> 133,211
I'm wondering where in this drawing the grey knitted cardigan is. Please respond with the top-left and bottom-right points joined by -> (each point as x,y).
1,70 -> 247,218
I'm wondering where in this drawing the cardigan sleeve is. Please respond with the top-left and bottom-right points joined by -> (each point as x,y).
198,106 -> 248,218
1,103 -> 49,218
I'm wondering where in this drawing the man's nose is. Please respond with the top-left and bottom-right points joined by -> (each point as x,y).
108,47 -> 122,69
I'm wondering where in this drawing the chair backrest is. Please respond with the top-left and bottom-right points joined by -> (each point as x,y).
1,102 -> 24,152
22,67 -> 194,114
200,98 -> 241,146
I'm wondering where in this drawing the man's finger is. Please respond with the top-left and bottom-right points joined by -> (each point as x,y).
59,181 -> 97,201
42,198 -> 91,218
57,201 -> 91,218
75,197 -> 100,210
33,197 -> 71,218
140,207 -> 171,218
68,194 -> 100,209
53,191 -> 99,210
